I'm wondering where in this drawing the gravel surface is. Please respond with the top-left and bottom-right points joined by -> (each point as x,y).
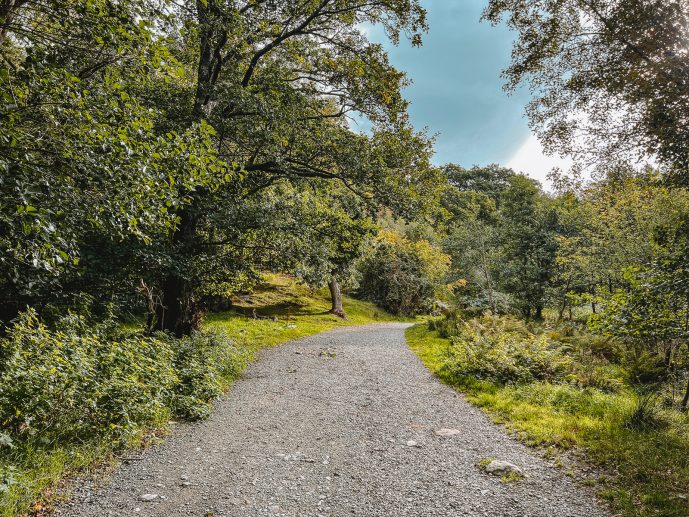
57,323 -> 610,517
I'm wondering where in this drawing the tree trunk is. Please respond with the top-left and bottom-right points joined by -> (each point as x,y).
557,300 -> 567,321
151,3 -> 228,336
683,342 -> 689,411
328,275 -> 347,319
535,305 -> 544,321
153,206 -> 203,336
557,278 -> 571,322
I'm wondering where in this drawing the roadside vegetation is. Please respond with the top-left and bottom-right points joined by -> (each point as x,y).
407,319 -> 689,516
3,0 -> 689,516
397,161 -> 689,516
0,274 -> 395,517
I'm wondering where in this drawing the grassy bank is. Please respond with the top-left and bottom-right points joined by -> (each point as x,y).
205,273 -> 403,346
406,324 -> 689,517
0,275 -> 394,517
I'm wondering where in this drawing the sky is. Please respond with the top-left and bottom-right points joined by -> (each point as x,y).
365,0 -> 571,187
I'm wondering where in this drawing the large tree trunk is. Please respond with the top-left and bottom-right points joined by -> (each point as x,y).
153,206 -> 203,336
151,2 -> 228,336
328,274 -> 347,319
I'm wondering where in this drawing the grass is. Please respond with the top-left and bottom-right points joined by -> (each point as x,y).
205,273 -> 406,348
406,324 -> 689,517
0,274 -> 399,517
0,426 -> 167,517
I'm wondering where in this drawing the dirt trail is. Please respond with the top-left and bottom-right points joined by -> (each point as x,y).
58,323 -> 609,517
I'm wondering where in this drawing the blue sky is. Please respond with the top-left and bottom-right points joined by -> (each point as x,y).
365,0 -> 570,185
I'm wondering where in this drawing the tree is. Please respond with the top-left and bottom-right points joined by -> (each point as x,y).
498,175 -> 559,319
358,229 -> 450,316
0,0 -> 223,325
568,172 -> 689,408
148,0 -> 438,335
440,165 -> 557,318
551,167 -> 689,318
484,0 -> 689,182
441,165 -> 510,313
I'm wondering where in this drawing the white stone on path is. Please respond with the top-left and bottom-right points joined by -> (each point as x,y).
435,428 -> 461,437
484,460 -> 523,476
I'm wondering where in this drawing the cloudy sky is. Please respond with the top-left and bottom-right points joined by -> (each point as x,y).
366,0 -> 571,187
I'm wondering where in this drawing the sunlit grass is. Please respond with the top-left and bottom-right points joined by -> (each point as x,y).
205,273 -> 408,349
406,324 -> 689,517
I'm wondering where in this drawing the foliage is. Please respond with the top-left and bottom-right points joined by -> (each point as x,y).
0,274 -> 402,516
441,165 -> 558,318
167,332 -> 250,420
484,0 -> 689,183
0,308 -> 255,444
407,324 -> 689,517
498,175 -> 559,319
0,309 -> 176,443
551,171 -> 689,406
0,0 -> 228,321
442,315 -> 571,384
433,312 -> 628,392
357,230 -> 450,316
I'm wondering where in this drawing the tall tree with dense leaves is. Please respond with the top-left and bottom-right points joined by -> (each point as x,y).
0,0 -> 224,325
151,0 -> 438,335
484,0 -> 689,182
498,175 -> 559,319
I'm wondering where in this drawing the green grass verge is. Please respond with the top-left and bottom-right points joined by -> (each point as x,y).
1,275 -> 398,517
406,324 -> 689,517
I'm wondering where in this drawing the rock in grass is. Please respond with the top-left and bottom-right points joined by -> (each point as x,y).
484,460 -> 523,476
435,428 -> 461,437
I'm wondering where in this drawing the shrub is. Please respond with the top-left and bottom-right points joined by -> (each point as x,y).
0,310 -> 176,443
169,332 -> 250,420
0,310 -> 249,445
442,315 -> 571,384
434,311 -> 635,392
357,230 -> 449,316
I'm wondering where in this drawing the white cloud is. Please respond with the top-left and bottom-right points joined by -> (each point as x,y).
506,135 -> 573,190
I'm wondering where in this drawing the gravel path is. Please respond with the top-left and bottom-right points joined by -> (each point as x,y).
57,323 -> 610,517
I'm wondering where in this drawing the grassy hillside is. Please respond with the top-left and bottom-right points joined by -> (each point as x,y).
206,273 -> 403,348
406,324 -> 689,517
1,275 -> 396,517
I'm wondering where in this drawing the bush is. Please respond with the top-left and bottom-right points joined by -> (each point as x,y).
436,312 -> 631,391
442,315 -> 571,384
0,310 -> 176,442
357,230 -> 449,316
0,309 -> 247,446
169,332 -> 249,420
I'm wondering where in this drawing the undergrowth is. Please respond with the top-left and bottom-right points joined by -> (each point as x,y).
0,274 -> 397,517
406,321 -> 689,517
